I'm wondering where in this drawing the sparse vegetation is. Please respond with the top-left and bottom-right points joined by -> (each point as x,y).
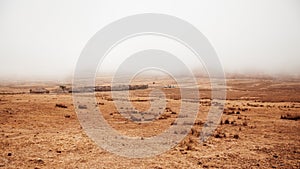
1,77 -> 299,168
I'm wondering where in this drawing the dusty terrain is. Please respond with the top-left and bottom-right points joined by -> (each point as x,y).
0,77 -> 299,168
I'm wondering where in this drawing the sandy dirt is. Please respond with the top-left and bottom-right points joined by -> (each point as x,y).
0,77 -> 299,168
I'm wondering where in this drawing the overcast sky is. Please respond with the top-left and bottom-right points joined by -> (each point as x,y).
0,0 -> 299,81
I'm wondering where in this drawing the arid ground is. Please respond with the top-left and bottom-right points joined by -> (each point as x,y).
0,77 -> 299,168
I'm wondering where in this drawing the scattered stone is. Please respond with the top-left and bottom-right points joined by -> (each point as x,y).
143,114 -> 155,121
130,114 -> 142,122
78,105 -> 87,109
233,134 -> 239,139
7,152 -> 12,156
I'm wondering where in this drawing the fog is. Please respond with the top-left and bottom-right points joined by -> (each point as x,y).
0,0 -> 300,81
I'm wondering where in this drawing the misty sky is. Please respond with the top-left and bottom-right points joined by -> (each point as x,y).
0,0 -> 300,80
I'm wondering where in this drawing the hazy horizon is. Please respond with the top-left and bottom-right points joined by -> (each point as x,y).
0,0 -> 300,81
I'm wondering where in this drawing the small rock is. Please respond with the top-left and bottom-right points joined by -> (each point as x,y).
7,152 -> 12,156
78,105 -> 87,109
143,114 -> 155,121
36,158 -> 44,164
130,114 -> 142,122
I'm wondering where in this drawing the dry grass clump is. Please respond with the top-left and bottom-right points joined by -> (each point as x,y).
280,113 -> 300,121
55,103 -> 67,108
29,88 -> 49,94
224,119 -> 230,124
178,137 -> 197,152
64,114 -> 71,118
233,134 -> 239,139
214,132 -> 226,138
